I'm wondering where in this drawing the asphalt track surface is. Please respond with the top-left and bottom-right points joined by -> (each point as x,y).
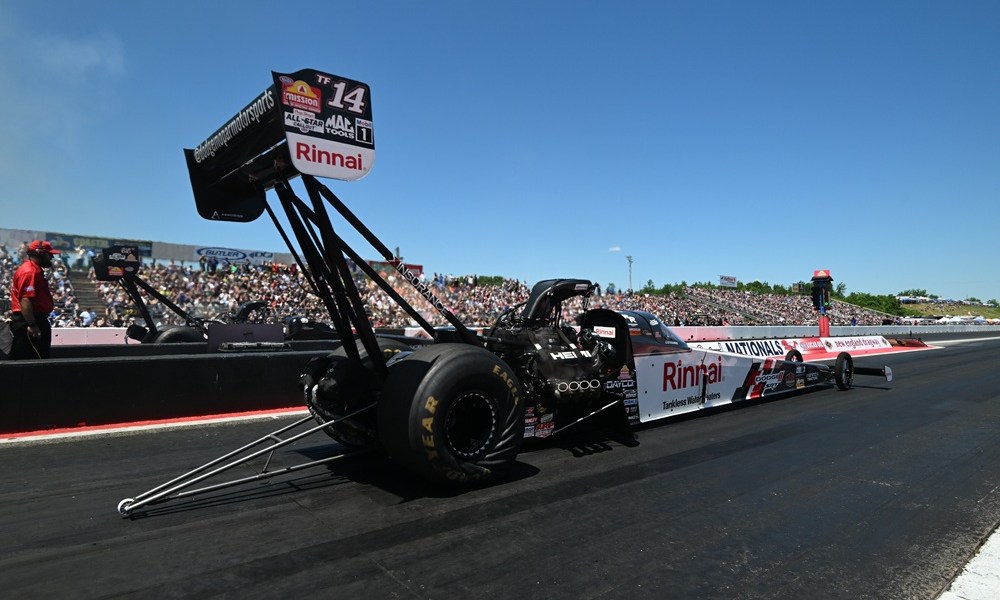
2,334 -> 999,599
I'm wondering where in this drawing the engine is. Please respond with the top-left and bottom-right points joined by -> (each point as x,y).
492,326 -> 607,403
485,279 -> 615,408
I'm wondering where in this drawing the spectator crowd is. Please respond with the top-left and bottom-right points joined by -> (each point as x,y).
2,241 -> 904,331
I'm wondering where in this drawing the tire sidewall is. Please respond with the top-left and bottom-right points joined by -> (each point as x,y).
307,337 -> 412,447
834,352 -> 854,390
784,349 -> 803,362
382,344 -> 524,485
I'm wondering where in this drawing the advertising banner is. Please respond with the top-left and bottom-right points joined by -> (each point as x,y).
194,247 -> 278,266
688,336 -> 900,360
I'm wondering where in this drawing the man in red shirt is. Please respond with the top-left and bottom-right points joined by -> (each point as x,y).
9,240 -> 61,359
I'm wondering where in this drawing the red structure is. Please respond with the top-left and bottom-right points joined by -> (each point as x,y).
811,270 -> 833,337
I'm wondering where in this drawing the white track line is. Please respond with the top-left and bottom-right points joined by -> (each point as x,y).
938,525 -> 1000,600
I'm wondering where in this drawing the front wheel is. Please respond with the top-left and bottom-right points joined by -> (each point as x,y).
784,349 -> 803,362
377,344 -> 525,486
834,352 -> 854,390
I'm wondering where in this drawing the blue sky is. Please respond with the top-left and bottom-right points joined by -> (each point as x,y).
2,1 -> 998,301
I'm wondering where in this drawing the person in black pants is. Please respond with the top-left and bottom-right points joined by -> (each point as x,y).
9,240 -> 60,359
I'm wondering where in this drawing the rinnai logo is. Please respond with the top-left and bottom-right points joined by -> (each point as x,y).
295,142 -> 364,171
280,79 -> 322,113
663,356 -> 723,391
594,325 -> 616,339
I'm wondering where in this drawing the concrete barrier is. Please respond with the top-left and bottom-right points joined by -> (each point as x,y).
1,342 -> 339,433
670,325 -> 1000,342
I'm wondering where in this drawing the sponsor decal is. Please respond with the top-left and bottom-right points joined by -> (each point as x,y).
393,259 -> 449,317
605,378 -> 636,390
524,425 -> 535,437
594,325 -> 616,339
754,370 -> 784,392
295,142 -> 364,171
663,392 -> 721,410
354,118 -> 374,145
663,355 -> 724,391
623,397 -> 638,406
549,350 -> 592,360
194,89 -> 276,163
279,78 -> 322,113
535,422 -> 554,438
325,114 -> 356,139
285,111 -> 325,134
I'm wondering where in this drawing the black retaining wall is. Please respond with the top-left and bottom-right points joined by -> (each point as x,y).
1,342 -> 340,433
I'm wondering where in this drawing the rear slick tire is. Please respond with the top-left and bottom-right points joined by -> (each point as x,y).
305,337 -> 411,448
378,344 -> 525,486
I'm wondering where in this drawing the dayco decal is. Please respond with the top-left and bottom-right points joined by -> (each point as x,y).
605,378 -> 636,390
663,355 -> 723,391
723,340 -> 785,357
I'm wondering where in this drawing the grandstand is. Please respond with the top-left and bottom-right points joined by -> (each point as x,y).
0,229 -> 911,331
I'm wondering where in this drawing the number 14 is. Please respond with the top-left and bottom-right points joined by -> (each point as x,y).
328,82 -> 366,114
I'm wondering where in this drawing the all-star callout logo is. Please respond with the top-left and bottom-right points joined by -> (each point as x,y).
279,78 -> 322,113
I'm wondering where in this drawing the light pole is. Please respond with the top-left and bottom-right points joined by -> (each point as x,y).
626,255 -> 633,292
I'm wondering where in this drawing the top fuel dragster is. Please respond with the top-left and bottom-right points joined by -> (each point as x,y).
116,68 -> 892,515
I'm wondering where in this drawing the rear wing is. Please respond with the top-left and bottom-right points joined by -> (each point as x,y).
184,68 -> 375,222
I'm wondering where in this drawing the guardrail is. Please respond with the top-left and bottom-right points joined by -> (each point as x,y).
670,325 -> 1000,341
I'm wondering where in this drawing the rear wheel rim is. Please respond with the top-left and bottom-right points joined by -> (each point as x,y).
444,391 -> 497,460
